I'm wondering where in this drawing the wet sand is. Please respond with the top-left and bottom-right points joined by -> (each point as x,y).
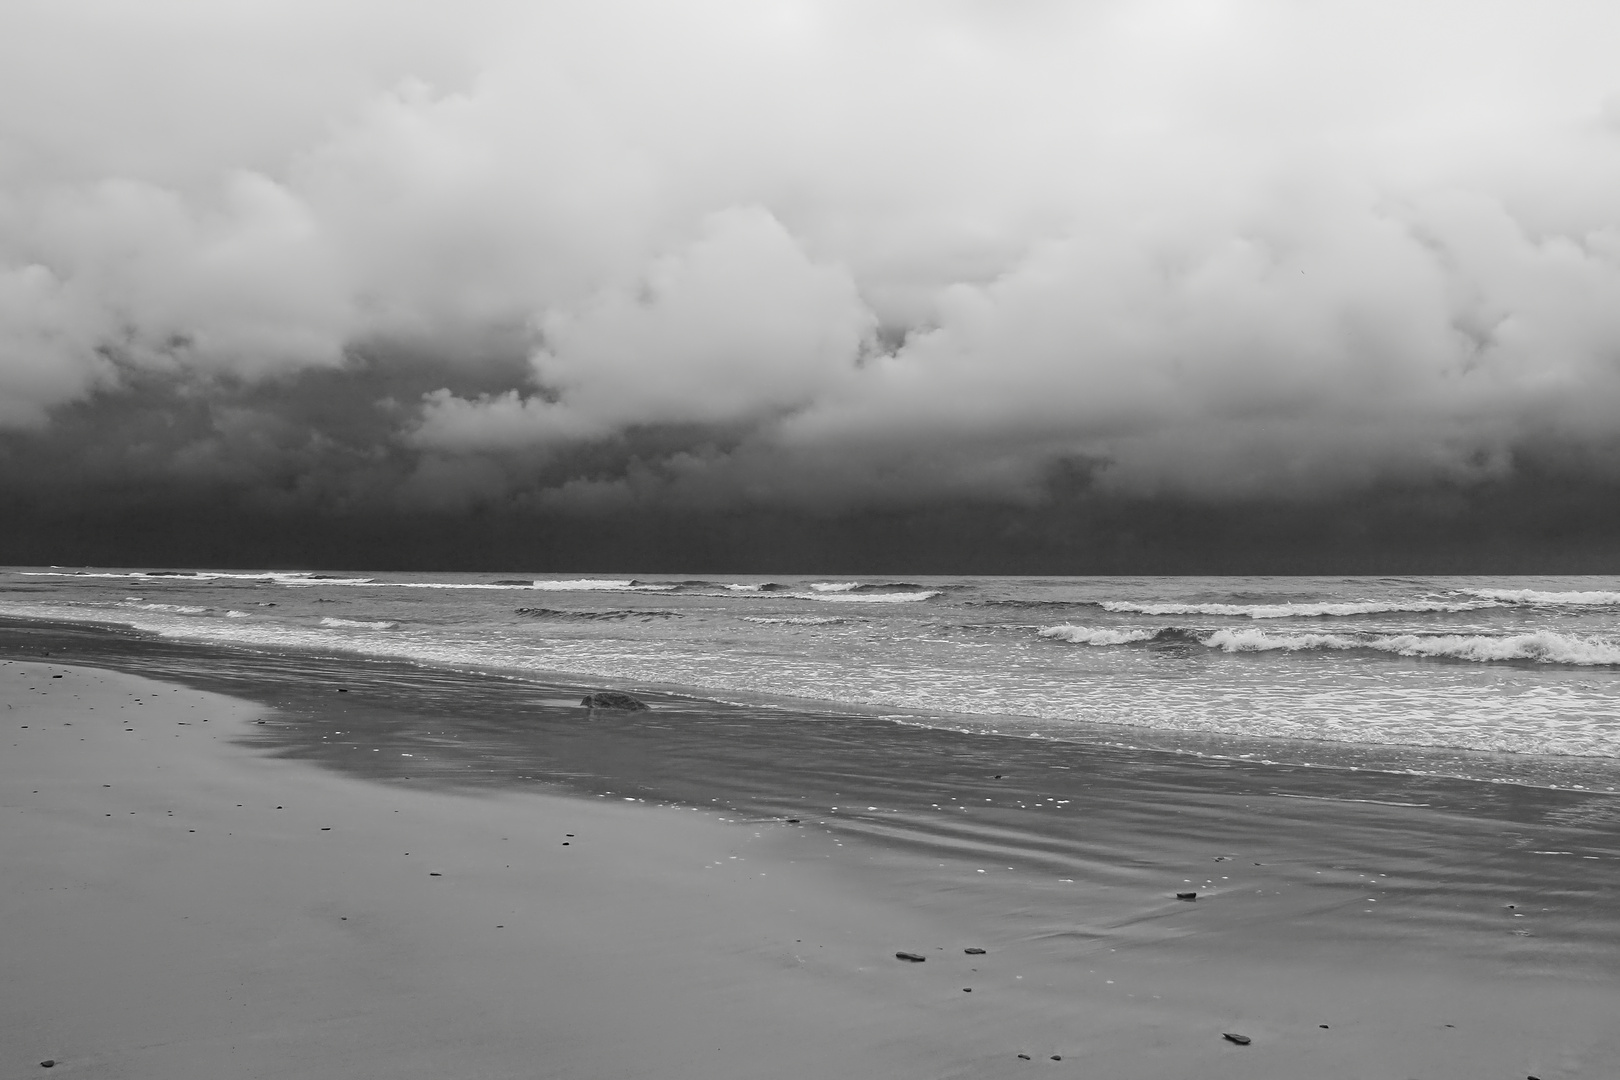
3,631 -> 1620,1078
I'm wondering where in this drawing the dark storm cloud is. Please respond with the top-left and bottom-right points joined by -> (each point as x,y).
3,0 -> 1620,569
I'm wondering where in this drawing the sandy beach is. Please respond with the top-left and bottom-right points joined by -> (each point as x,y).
4,642 -> 1619,1079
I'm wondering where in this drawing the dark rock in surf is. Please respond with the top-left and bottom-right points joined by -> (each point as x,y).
895,951 -> 926,962
580,692 -> 649,711
1177,891 -> 1197,901
1222,1032 -> 1251,1045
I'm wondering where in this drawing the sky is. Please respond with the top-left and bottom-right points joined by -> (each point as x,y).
3,0 -> 1620,572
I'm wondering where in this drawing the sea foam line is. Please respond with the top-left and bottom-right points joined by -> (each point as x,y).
1039,624 -> 1620,665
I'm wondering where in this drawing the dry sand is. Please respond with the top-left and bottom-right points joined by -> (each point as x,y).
3,656 -> 1618,1079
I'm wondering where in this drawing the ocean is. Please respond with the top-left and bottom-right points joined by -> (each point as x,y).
4,568 -> 1619,791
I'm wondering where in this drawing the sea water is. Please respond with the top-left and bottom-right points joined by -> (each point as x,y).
4,568 -> 1619,788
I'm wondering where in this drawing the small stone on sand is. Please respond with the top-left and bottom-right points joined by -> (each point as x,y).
580,691 -> 648,711
895,951 -> 926,962
964,947 -> 987,954
40,1061 -> 55,1068
1222,1032 -> 1251,1045
1017,1053 -> 1031,1060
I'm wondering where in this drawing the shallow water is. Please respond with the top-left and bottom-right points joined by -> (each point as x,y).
4,568 -> 1620,787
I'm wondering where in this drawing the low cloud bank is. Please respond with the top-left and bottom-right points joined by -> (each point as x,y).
2,0 -> 1619,519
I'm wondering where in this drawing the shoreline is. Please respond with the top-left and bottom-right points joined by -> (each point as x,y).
3,620 -> 1620,1076
4,611 -> 1618,794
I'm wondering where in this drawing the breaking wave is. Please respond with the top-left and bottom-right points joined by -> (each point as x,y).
319,617 -> 399,630
1039,624 -> 1620,666
1467,588 -> 1620,606
527,578 -> 680,592
1097,599 -> 1497,618
1038,625 -> 1158,646
776,590 -> 943,604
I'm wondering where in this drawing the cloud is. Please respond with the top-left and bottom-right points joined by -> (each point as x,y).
2,0 -> 1620,514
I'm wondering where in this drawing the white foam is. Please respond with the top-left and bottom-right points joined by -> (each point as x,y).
119,601 -> 209,615
1039,623 -> 1620,666
319,617 -> 399,630
1039,624 -> 1158,645
742,615 -> 848,626
527,579 -> 678,592
1099,599 -> 1495,618
808,582 -> 861,593
1468,588 -> 1620,606
777,590 -> 942,604
1207,628 -> 1620,665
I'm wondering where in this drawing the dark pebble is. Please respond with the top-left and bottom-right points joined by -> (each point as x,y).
40,1061 -> 55,1068
786,819 -> 800,824
337,688 -> 347,693
1222,1032 -> 1251,1045
962,987 -> 972,992
580,691 -> 649,711
1051,1056 -> 1062,1061
1017,1053 -> 1031,1060
1320,1024 -> 1329,1029
964,947 -> 987,955
895,952 -> 926,962
1177,892 -> 1197,901
430,872 -> 442,876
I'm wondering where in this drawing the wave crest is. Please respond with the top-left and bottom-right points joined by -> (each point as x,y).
1468,588 -> 1620,606
528,578 -> 679,592
741,615 -> 850,626
1098,599 -> 1496,618
1039,624 -> 1620,665
778,590 -> 942,604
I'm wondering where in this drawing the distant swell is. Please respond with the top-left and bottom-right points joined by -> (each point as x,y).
514,607 -> 680,621
1097,599 -> 1497,618
27,570 -> 376,585
1039,624 -> 1620,666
